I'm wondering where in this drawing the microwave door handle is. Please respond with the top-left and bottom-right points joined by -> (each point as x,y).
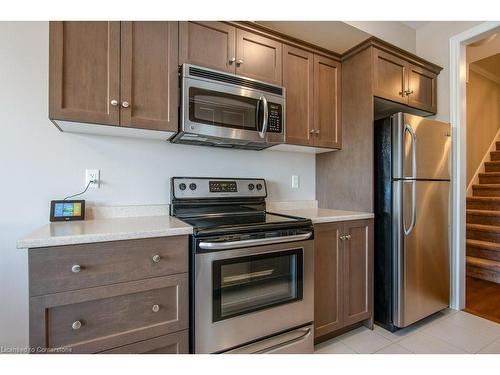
259,95 -> 268,139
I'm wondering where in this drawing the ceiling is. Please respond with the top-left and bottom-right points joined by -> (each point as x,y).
255,21 -> 371,54
471,53 -> 500,79
400,21 -> 431,30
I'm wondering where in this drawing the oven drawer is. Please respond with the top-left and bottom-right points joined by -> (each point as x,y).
100,330 -> 189,354
29,236 -> 188,296
225,324 -> 313,354
30,274 -> 188,353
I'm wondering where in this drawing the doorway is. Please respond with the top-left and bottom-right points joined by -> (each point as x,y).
450,22 -> 500,318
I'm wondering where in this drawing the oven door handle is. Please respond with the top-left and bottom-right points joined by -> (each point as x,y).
258,95 -> 268,139
198,232 -> 312,250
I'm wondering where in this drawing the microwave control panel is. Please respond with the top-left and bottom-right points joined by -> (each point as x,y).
267,103 -> 283,133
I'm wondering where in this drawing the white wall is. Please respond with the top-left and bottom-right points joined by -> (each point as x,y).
0,22 -> 316,348
416,21 -> 483,121
346,21 -> 416,53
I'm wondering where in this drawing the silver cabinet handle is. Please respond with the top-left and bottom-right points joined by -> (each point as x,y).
339,235 -> 346,241
315,129 -> 320,135
199,232 -> 312,250
405,89 -> 414,96
152,304 -> 160,313
399,90 -> 405,97
345,234 -> 351,240
72,320 -> 82,330
258,95 -> 268,139
236,59 -> 244,66
152,254 -> 161,263
121,101 -> 130,108
229,57 -> 236,64
309,129 -> 315,134
110,99 -> 119,106
71,265 -> 81,273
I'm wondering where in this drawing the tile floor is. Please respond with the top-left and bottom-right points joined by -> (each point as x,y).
314,309 -> 500,354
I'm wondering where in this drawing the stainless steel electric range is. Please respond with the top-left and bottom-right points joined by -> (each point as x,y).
170,177 -> 314,354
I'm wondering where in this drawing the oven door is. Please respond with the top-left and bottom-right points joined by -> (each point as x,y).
194,238 -> 313,354
181,77 -> 284,145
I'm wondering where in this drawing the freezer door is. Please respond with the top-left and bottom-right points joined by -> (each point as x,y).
393,180 -> 450,328
392,113 -> 451,180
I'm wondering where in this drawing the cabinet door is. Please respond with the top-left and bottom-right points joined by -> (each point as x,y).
372,48 -> 407,105
179,21 -> 236,73
314,55 -> 342,149
283,45 -> 314,146
343,220 -> 373,326
120,22 -> 178,131
314,222 -> 344,340
49,22 -> 120,125
407,63 -> 437,113
100,330 -> 188,354
236,29 -> 282,85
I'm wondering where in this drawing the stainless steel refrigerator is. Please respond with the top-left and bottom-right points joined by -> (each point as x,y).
374,112 -> 451,331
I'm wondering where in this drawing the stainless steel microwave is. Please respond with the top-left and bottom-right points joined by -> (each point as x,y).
171,64 -> 285,150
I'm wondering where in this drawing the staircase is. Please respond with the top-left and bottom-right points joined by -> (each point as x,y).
466,141 -> 500,284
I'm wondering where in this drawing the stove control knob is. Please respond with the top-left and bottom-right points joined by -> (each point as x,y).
179,183 -> 186,191
256,183 -> 263,191
248,183 -> 255,191
189,183 -> 197,190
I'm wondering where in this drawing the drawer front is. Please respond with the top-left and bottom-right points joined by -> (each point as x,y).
30,274 -> 188,353
29,236 -> 188,296
100,330 -> 188,354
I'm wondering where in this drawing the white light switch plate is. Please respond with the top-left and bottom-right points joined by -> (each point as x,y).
291,175 -> 299,189
85,169 -> 100,188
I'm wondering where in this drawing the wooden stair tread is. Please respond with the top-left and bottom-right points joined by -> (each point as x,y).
466,256 -> 500,271
466,223 -> 500,233
485,161 -> 500,166
479,172 -> 500,177
467,196 -> 500,202
472,184 -> 500,189
466,239 -> 500,252
467,209 -> 500,217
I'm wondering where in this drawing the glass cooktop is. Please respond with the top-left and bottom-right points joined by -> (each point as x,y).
180,212 -> 307,233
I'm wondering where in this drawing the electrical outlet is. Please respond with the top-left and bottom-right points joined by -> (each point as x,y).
85,169 -> 100,189
291,175 -> 299,189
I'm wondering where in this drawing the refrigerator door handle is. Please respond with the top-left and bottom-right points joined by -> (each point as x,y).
405,123 -> 417,179
404,180 -> 417,235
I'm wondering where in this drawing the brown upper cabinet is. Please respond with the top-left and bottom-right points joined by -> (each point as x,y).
373,47 -> 438,114
314,219 -> 373,343
49,21 -> 178,133
179,21 -> 235,73
49,22 -> 121,126
179,22 -> 282,85
284,46 -> 341,149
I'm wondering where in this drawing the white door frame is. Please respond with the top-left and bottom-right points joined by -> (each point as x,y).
449,21 -> 500,310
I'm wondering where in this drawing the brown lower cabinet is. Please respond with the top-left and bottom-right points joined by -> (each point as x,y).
28,236 -> 189,354
314,219 -> 373,343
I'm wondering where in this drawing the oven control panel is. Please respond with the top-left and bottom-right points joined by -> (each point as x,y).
172,177 -> 267,199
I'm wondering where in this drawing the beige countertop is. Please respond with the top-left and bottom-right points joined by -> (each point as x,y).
270,208 -> 374,224
17,215 -> 193,249
17,203 -> 373,249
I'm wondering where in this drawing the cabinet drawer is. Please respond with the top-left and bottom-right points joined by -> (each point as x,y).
29,236 -> 188,296
100,330 -> 188,354
30,274 -> 188,353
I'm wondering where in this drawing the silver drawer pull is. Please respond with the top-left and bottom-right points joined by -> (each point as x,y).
152,254 -> 161,263
71,265 -> 81,273
345,234 -> 352,240
152,304 -> 160,313
72,320 -> 82,330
